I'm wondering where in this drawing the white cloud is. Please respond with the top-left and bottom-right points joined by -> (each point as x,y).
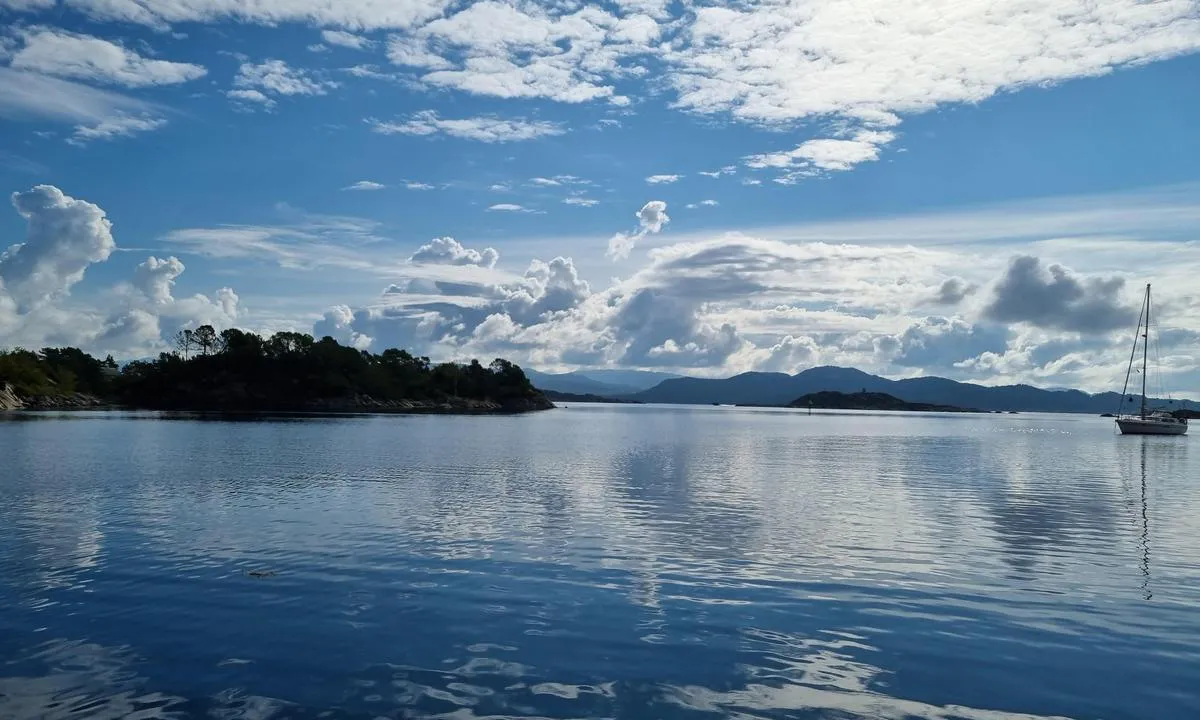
410,237 -> 499,268
41,0 -> 451,31
369,110 -> 566,142
745,130 -> 897,180
225,88 -> 275,108
405,182 -> 435,190
685,199 -> 719,209
0,67 -> 159,124
607,200 -> 670,260
132,255 -> 184,304
488,203 -> 534,213
646,174 -> 681,184
386,35 -> 453,69
341,64 -> 402,81
343,180 -> 386,191
161,211 -> 395,273
9,28 -> 206,88
412,3 -> 645,104
669,0 -> 1200,127
1,185 -> 115,310
69,114 -> 166,145
564,197 -> 599,207
699,166 -> 737,178
529,177 -> 561,186
321,30 -> 371,49
232,59 -> 335,100
314,304 -> 372,349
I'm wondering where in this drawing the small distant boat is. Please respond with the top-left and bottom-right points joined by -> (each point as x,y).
1115,284 -> 1187,436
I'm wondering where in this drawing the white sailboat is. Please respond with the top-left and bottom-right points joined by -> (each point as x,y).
1116,284 -> 1188,436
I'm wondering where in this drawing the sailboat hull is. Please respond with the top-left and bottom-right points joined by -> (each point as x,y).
1117,418 -> 1188,436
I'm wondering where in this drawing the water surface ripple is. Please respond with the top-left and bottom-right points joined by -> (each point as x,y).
1,405 -> 1198,719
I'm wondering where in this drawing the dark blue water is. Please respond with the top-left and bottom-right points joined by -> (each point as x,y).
1,405 -> 1198,719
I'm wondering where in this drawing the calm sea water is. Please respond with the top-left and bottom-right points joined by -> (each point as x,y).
1,405 -> 1198,720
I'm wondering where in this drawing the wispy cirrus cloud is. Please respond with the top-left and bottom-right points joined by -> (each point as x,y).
0,66 -> 159,122
646,174 -> 681,184
69,114 -> 166,145
321,30 -> 372,50
369,110 -> 566,142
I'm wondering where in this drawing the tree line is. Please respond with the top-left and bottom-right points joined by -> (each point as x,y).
1,326 -> 542,411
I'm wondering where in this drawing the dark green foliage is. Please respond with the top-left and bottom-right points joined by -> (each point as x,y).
112,329 -> 539,410
2,329 -> 540,411
0,346 -> 115,396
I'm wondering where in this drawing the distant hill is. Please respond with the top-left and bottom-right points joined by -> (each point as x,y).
525,369 -> 682,396
524,370 -> 640,396
572,369 -> 681,391
790,391 -> 973,413
630,365 -> 1193,414
543,389 -> 643,404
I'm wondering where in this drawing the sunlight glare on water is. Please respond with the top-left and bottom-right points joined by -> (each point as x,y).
1,404 -> 1198,719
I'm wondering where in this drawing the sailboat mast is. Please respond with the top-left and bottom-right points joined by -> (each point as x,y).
1141,283 -> 1150,418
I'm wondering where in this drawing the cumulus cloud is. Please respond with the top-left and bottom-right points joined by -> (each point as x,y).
488,203 -> 534,213
607,200 -> 670,260
932,277 -> 974,306
885,316 -> 1009,369
646,174 -> 681,184
133,255 -> 184,304
983,256 -> 1132,333
1,185 -> 115,310
686,199 -> 719,209
746,130 -> 897,182
10,28 -> 207,87
314,304 -> 373,349
410,237 -> 499,269
411,2 -> 656,104
226,88 -> 274,108
0,186 -> 240,357
369,110 -> 566,142
231,59 -> 335,104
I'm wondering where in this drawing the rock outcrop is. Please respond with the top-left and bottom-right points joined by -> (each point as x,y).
0,383 -> 109,411
1,383 -> 22,410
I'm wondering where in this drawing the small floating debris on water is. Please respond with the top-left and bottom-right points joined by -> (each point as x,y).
246,569 -> 278,578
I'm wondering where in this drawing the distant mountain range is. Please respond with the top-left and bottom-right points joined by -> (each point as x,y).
524,369 -> 679,397
530,365 -> 1194,415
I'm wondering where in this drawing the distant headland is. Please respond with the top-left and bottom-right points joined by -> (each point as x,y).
0,327 -> 553,414
788,391 -> 976,413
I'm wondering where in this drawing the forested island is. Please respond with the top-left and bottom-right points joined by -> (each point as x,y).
789,391 -> 975,413
0,326 -> 552,414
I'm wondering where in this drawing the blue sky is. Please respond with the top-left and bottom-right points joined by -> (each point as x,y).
2,0 -> 1200,393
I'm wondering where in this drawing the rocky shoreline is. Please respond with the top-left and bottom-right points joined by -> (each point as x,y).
302,394 -> 555,414
0,383 -> 554,415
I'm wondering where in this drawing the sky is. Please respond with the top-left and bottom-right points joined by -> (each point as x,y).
1,0 -> 1199,395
